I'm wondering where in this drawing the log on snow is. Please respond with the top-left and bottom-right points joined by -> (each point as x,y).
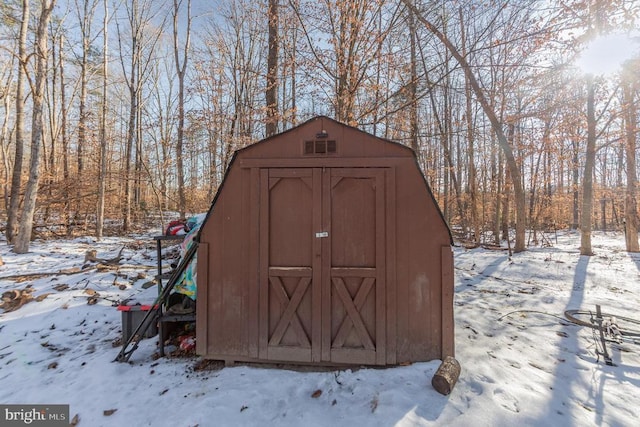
431,356 -> 461,395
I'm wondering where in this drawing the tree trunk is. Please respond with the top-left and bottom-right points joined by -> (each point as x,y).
173,0 -> 191,219
60,34 -> 70,232
502,126 -> 514,243
45,26 -> 57,223
96,0 -> 109,240
14,0 -> 57,254
580,76 -> 596,256
7,0 -> 29,244
266,0 -> 279,136
121,1 -> 138,233
408,4 -> 418,152
335,5 -> 348,123
427,76 -> 464,224
77,0 -> 91,223
134,74 -> 143,215
572,137 -> 579,229
623,79 -> 639,252
123,77 -> 136,233
492,135 -> 501,245
459,7 -> 479,244
1,88 -> 12,214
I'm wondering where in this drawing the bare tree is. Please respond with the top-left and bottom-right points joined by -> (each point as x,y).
96,0 -> 109,239
458,6 -> 479,245
59,32 -> 71,229
14,0 -> 57,253
7,0 -> 29,244
191,40 -> 223,196
74,0 -> 99,222
172,0 -> 191,218
44,15 -> 61,223
115,0 -> 165,232
146,54 -> 177,214
403,0 -> 527,252
290,0 -> 398,124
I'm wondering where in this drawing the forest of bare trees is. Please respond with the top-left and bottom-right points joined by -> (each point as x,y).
0,0 -> 638,254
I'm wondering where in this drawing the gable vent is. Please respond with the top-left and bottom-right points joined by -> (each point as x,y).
304,139 -> 337,155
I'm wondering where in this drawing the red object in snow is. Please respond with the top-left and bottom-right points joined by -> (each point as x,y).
179,336 -> 196,351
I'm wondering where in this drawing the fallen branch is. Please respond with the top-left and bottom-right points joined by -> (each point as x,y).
0,264 -> 154,282
85,247 -> 125,265
0,267 -> 88,282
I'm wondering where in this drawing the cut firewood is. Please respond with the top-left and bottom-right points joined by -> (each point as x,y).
431,356 -> 461,396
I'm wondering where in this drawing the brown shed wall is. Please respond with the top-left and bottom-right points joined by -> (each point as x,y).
196,116 -> 454,366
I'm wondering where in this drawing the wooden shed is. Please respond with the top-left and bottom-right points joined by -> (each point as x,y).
195,116 -> 454,366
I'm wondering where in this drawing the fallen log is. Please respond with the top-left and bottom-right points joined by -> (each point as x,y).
0,264 -> 154,282
84,247 -> 124,265
0,267 -> 88,282
431,356 -> 461,396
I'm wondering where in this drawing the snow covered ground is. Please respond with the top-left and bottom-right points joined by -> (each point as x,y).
1,230 -> 639,427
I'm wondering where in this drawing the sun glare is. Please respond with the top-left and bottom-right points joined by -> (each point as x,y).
576,32 -> 640,76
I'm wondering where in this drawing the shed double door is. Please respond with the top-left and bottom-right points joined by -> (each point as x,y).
259,167 -> 392,365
